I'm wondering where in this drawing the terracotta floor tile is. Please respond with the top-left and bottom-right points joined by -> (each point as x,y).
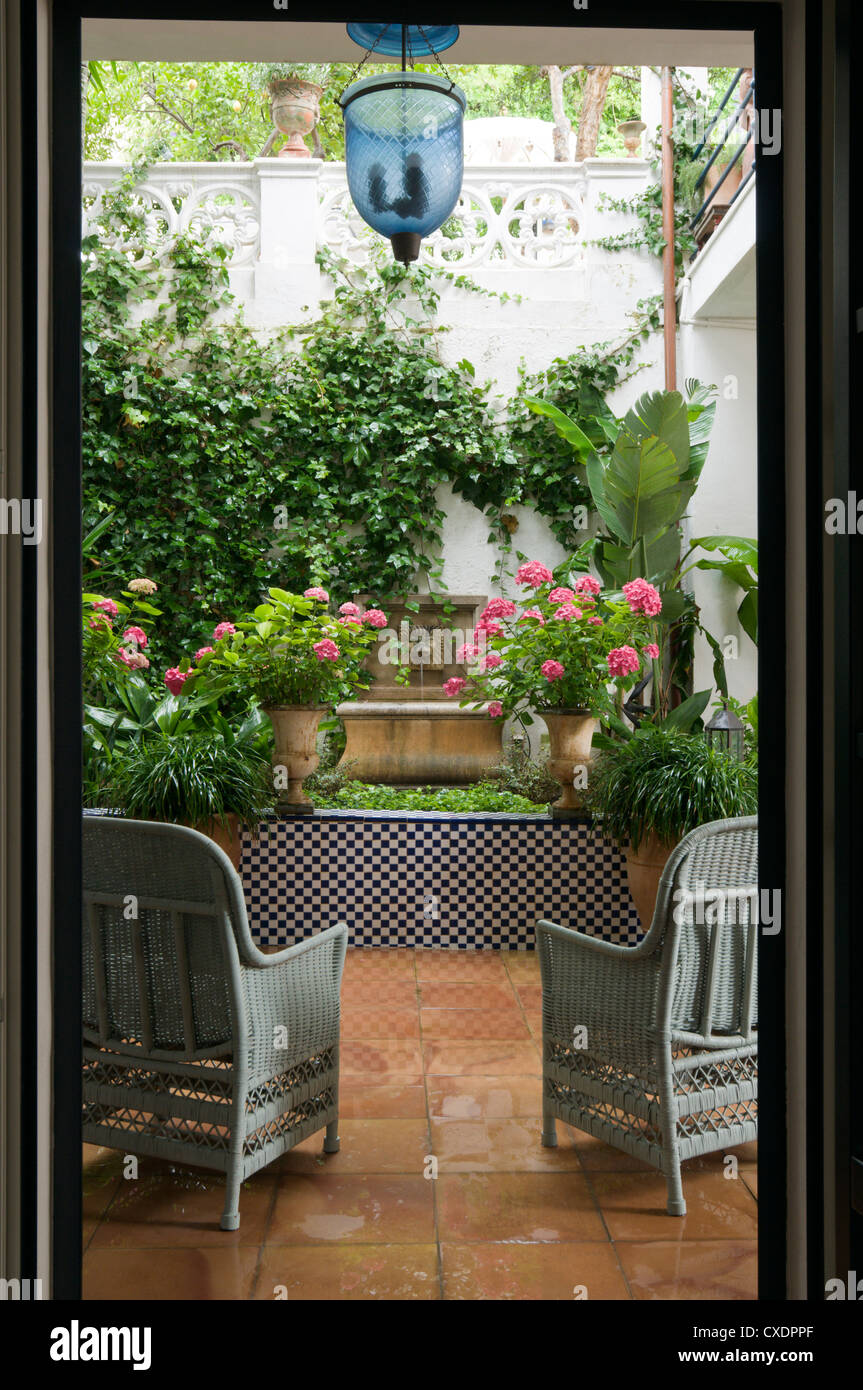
430,1117 -> 582,1172
437,1172 -> 606,1243
82,1146 -> 125,1219
83,1247 -> 259,1300
568,1131 -> 654,1173
344,949 -> 416,981
415,951 -> 508,981
89,1161 -> 276,1247
276,1119 -> 430,1175
341,1039 -> 424,1078
501,953 -> 541,982
340,1007 -> 421,1040
338,1081 -> 427,1119
441,1242 -> 630,1301
423,1039 -> 540,1076
732,1140 -> 758,1165
427,1075 -> 542,1120
515,983 -> 544,1009
420,1008 -> 530,1040
254,1243 -> 440,1300
616,1240 -> 757,1300
267,1174 -> 435,1245
341,981 -> 418,1008
82,1217 -> 99,1252
741,1170 -> 758,1200
419,981 -> 518,1009
589,1170 -> 758,1241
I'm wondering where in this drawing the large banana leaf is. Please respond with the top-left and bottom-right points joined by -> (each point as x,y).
622,390 -> 691,472
523,397 -> 595,460
601,430 -> 695,547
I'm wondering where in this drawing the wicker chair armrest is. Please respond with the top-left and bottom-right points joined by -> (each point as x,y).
240,924 -> 347,1078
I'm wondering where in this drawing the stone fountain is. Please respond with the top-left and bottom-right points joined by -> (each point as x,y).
336,595 -> 503,785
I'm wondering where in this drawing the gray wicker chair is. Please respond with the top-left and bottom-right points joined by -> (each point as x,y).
538,816 -> 758,1215
82,816 -> 347,1230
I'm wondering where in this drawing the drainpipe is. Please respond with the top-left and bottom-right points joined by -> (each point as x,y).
661,65 -> 677,389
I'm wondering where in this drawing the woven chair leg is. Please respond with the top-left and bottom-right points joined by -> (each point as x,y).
541,1097 -> 558,1148
220,1163 -> 242,1231
664,1150 -> 686,1217
323,1119 -> 340,1154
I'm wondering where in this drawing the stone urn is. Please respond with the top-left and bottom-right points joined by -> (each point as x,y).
621,831 -> 678,930
269,78 -> 323,159
541,709 -> 597,814
264,705 -> 327,813
337,700 -> 503,785
617,119 -> 646,157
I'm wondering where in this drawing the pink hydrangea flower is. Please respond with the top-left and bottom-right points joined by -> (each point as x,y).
338,614 -> 359,627
116,647 -> 149,670
541,659 -> 565,682
554,603 -> 583,622
339,601 -> 361,616
548,587 -> 575,604
488,701 -> 504,719
622,578 -> 662,617
304,587 -> 329,603
518,608 -> 545,626
483,653 -> 503,670
456,643 -> 480,663
122,625 -> 148,648
643,643 -> 660,660
213,621 -> 236,641
475,618 -> 502,639
607,646 -> 641,678
480,597 -> 517,621
194,646 -> 214,663
442,677 -> 467,697
587,615 -> 603,627
313,639 -> 340,662
92,598 -> 118,619
515,560 -> 554,588
164,667 -> 191,696
574,575 -> 602,597
362,608 -> 388,628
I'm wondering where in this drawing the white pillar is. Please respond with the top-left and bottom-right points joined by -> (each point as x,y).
253,158 -> 322,316
640,66 -> 662,159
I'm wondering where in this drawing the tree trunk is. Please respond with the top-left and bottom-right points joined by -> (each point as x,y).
575,64 -> 613,160
542,65 -> 572,162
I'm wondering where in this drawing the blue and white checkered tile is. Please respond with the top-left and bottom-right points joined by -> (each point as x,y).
240,815 -> 642,951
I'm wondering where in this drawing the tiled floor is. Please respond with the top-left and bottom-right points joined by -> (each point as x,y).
82,948 -> 758,1301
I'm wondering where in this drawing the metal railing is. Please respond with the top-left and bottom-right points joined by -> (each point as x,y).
689,68 -> 756,242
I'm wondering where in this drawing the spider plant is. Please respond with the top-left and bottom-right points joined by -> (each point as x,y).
585,725 -> 757,852
106,725 -> 272,830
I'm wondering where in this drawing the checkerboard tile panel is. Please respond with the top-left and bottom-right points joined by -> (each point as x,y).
241,816 -> 643,950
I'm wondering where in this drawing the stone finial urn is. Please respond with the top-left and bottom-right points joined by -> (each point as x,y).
337,595 -> 503,786
269,78 -> 323,159
541,708 -> 597,815
264,704 -> 327,812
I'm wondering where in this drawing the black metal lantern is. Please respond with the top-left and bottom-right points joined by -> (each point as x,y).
705,702 -> 746,761
339,22 -> 466,265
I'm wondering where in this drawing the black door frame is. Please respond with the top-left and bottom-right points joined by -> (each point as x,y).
31,0 -> 795,1300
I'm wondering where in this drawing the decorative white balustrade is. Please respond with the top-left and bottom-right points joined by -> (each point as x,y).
83,158 -> 649,274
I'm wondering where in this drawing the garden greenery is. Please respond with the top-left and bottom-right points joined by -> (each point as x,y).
82,162 -> 660,653
106,727 -> 272,828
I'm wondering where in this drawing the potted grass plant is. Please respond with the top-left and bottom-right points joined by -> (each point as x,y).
584,724 -> 758,927
106,714 -> 272,869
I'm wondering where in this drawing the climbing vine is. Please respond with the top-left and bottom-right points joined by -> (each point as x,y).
83,165 -> 659,654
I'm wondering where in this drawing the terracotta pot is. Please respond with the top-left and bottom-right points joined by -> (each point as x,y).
622,831 -> 678,930
265,704 -> 326,812
191,814 -> 243,871
269,78 -> 322,159
704,155 -> 742,205
541,709 -> 597,813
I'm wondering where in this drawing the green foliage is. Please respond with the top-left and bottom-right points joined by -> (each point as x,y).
482,738 -> 560,805
585,725 -> 758,850
106,726 -> 272,827
308,781 -> 544,814
83,171 -> 658,660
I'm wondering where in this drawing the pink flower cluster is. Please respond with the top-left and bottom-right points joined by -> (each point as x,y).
515,561 -> 554,588
553,603 -> 583,622
213,621 -> 236,641
122,625 -> 148,648
541,659 -> 565,682
548,587 -> 574,604
92,598 -> 118,619
607,646 -> 640,679
195,646 -> 214,663
363,608 -> 388,629
313,639 -> 340,662
304,587 -> 329,603
339,602 -> 361,618
117,648 -> 149,671
480,597 -> 517,621
443,677 -> 467,698
574,575 -> 602,597
622,578 -> 662,617
643,643 -> 660,660
487,701 -> 503,719
164,667 -> 191,696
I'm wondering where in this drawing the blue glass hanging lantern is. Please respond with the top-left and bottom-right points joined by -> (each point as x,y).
340,23 -> 466,265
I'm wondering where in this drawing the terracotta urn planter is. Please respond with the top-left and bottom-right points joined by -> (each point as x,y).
269,78 -> 323,158
190,814 -> 243,871
621,831 -> 678,930
541,709 -> 597,814
264,704 -> 327,813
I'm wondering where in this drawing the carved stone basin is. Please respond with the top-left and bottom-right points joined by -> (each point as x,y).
336,700 -> 503,786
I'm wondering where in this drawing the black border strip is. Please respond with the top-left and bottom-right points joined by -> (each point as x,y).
46,0 -> 787,1300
